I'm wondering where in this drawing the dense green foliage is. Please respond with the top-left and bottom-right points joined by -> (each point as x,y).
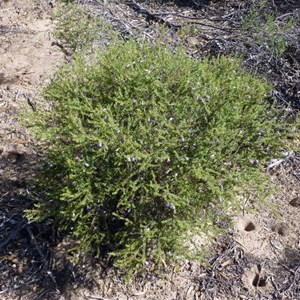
27,38 -> 289,273
53,3 -> 108,52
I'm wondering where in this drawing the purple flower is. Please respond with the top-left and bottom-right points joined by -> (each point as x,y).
166,203 -> 175,210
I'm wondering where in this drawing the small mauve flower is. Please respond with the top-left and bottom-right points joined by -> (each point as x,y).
166,203 -> 175,210
145,261 -> 151,267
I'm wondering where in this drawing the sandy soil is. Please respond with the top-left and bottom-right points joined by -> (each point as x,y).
0,0 -> 62,186
0,0 -> 299,299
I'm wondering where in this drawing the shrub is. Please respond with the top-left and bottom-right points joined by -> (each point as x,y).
241,7 -> 296,57
53,3 -> 109,52
27,38 -> 289,273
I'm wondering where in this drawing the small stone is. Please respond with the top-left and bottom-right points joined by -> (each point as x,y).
290,197 -> 300,207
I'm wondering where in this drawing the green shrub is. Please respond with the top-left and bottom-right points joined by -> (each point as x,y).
27,39 -> 289,273
241,8 -> 296,56
53,3 -> 109,52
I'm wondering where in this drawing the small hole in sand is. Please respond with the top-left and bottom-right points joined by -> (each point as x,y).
277,227 -> 287,236
235,217 -> 257,232
271,222 -> 289,237
244,221 -> 256,232
252,274 -> 267,287
289,197 -> 300,207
